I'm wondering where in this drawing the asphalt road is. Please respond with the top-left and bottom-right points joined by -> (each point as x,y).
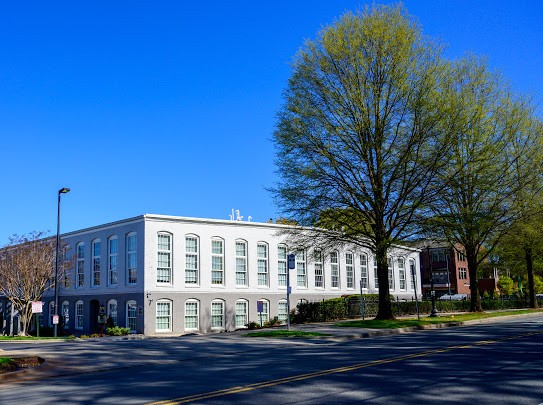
0,314 -> 542,404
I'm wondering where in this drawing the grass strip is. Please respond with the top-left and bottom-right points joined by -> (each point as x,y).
334,309 -> 543,329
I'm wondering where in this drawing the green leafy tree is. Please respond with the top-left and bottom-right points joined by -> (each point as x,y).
272,4 -> 453,319
497,276 -> 514,296
429,56 -> 541,312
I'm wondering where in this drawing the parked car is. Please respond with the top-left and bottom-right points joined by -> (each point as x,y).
438,294 -> 467,301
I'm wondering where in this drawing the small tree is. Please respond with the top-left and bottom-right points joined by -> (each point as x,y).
0,232 -> 70,335
497,276 -> 514,296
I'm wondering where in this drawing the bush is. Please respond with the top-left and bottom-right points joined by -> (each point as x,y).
106,326 -> 130,336
245,321 -> 261,330
264,316 -> 281,327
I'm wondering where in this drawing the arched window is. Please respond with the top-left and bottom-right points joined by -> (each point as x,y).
360,254 -> 368,290
61,301 -> 70,330
346,252 -> 354,289
257,242 -> 269,287
409,258 -> 417,290
211,299 -> 225,330
156,299 -> 172,332
235,299 -> 248,329
235,239 -> 248,286
398,258 -> 406,290
126,300 -> 137,332
91,239 -> 101,287
277,244 -> 288,287
108,236 -> 118,286
296,250 -> 307,288
157,232 -> 172,284
211,237 -> 224,285
330,251 -> 339,288
278,300 -> 288,323
126,232 -> 137,285
314,249 -> 324,288
184,299 -> 199,331
107,299 -> 118,326
76,242 -> 85,288
75,301 -> 84,330
185,234 -> 199,285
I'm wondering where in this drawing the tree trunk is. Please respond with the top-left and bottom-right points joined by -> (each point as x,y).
374,241 -> 394,320
525,248 -> 538,309
466,245 -> 482,312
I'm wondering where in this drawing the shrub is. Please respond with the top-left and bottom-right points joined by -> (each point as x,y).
246,321 -> 261,330
264,316 -> 281,327
106,326 -> 130,336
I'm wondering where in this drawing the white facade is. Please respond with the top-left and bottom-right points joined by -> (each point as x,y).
49,214 -> 421,336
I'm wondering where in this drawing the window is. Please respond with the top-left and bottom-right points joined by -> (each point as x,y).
459,267 -> 467,279
258,299 -> 269,323
457,251 -> 466,261
107,299 -> 118,326
75,301 -> 83,330
278,245 -> 287,287
92,240 -> 101,287
48,301 -> 55,327
398,258 -> 406,290
108,236 -> 118,286
235,300 -> 248,328
360,254 -> 368,289
409,259 -> 416,290
388,257 -> 394,290
346,252 -> 354,289
157,233 -> 172,284
185,235 -> 199,285
156,300 -> 172,332
257,243 -> 269,287
62,301 -> 69,330
126,301 -> 137,332
211,300 -> 225,330
278,300 -> 288,323
211,238 -> 224,285
76,243 -> 85,288
184,300 -> 199,330
296,250 -> 306,287
235,240 -> 248,286
314,249 -> 324,288
126,233 -> 137,285
331,251 -> 340,288
373,257 -> 379,289
63,247 -> 70,288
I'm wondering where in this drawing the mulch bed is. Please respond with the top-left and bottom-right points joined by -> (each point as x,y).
0,357 -> 44,374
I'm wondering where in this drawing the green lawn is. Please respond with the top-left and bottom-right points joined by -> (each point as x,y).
0,357 -> 12,365
335,309 -> 543,329
245,330 -> 330,338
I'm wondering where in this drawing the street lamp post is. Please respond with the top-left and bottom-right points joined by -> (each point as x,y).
53,187 -> 70,338
426,243 -> 439,317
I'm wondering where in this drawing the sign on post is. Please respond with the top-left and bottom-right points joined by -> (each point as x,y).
257,300 -> 264,327
287,254 -> 296,269
52,315 -> 59,325
31,301 -> 43,314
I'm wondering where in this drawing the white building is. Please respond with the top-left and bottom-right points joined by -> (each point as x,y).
43,214 -> 421,336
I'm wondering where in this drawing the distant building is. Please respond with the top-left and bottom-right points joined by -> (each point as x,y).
2,214 -> 418,337
417,241 -> 470,298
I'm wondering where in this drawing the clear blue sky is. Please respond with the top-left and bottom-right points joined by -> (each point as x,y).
1,1 -> 542,244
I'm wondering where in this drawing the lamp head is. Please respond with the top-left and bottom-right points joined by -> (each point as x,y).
59,187 -> 70,194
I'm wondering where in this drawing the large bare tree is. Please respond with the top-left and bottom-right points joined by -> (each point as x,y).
272,5 -> 454,319
0,232 -> 70,335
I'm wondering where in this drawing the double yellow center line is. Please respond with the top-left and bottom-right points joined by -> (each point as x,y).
148,330 -> 542,405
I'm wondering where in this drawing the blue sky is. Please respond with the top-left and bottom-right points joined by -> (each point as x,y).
1,1 -> 542,244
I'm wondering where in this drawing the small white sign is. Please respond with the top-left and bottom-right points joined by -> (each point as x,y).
31,301 -> 43,314
52,315 -> 59,325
